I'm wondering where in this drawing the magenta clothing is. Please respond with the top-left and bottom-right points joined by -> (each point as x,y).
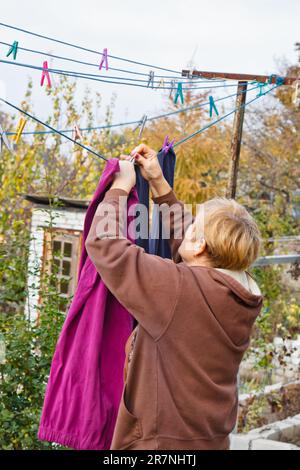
38,159 -> 138,450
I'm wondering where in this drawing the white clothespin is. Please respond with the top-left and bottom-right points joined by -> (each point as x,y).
147,71 -> 155,88
0,122 -> 14,154
292,79 -> 300,107
169,80 -> 176,99
134,114 -> 147,138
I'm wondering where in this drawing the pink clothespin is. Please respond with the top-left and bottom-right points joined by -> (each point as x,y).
162,135 -> 175,154
72,124 -> 83,141
99,48 -> 109,71
40,61 -> 52,88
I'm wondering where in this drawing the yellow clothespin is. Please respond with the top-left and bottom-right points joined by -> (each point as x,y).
157,78 -> 165,89
14,117 -> 27,143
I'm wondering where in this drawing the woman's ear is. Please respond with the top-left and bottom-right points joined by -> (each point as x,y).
193,237 -> 206,257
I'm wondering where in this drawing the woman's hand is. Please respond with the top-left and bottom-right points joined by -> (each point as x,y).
111,160 -> 136,194
121,144 -> 163,182
120,144 -> 171,198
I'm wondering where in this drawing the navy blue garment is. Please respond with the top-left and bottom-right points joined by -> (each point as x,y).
149,147 -> 176,258
134,166 -> 150,253
134,147 -> 176,258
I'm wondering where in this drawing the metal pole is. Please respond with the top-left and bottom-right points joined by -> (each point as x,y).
226,81 -> 248,199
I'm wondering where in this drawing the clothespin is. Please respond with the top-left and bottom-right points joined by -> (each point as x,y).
174,82 -> 184,105
72,124 -> 83,141
275,76 -> 285,86
99,48 -> 109,71
162,135 -> 175,155
256,82 -> 267,97
134,115 -> 147,138
157,78 -> 165,89
147,71 -> 155,88
169,80 -> 176,98
13,117 -> 27,144
209,96 -> 219,118
6,40 -> 19,60
268,74 -> 285,86
0,123 -> 14,154
40,61 -> 52,88
292,79 -> 300,107
268,74 -> 276,85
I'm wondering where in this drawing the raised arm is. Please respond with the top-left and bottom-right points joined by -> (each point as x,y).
85,162 -> 182,341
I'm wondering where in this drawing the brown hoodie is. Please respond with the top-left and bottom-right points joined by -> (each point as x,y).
85,188 -> 263,450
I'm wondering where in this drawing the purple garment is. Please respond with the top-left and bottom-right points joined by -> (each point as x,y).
38,159 -> 138,450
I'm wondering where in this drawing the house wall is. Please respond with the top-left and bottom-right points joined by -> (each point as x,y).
25,206 -> 85,322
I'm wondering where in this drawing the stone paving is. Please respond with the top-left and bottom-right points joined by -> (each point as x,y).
231,413 -> 300,450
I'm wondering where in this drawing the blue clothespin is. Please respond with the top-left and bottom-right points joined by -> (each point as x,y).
268,74 -> 285,86
174,82 -> 184,105
209,96 -> 219,118
6,41 -> 19,60
275,76 -> 285,86
162,135 -> 175,154
147,71 -> 155,88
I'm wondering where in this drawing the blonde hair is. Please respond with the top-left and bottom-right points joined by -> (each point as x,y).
201,197 -> 261,270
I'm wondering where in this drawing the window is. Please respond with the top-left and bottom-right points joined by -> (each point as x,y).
43,229 -> 82,311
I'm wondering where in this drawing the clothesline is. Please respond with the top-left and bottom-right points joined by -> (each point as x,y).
0,85 -> 277,160
0,22 -> 194,76
5,83 -> 260,137
1,59 -> 241,91
173,85 -> 278,147
0,40 -> 227,83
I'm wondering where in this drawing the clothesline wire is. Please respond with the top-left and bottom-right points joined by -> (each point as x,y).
174,85 -> 278,147
0,40 -> 227,83
1,59 -> 242,91
0,85 -> 276,160
0,22 -> 187,75
5,83 -> 260,136
0,97 -> 107,161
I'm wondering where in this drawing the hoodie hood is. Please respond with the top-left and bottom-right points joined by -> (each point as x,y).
192,266 -> 263,347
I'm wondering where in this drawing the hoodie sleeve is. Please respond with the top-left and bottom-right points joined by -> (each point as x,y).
152,190 -> 194,263
85,188 -> 182,341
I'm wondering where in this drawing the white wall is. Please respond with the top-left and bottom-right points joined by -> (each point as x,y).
25,207 -> 85,322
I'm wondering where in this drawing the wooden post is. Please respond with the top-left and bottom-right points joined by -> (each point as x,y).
226,81 -> 248,199
181,69 -> 297,85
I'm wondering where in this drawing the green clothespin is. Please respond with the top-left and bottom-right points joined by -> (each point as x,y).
174,82 -> 184,105
209,96 -> 219,118
6,41 -> 19,60
257,82 -> 267,97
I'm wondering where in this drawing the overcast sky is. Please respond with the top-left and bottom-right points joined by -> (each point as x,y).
0,0 -> 299,128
